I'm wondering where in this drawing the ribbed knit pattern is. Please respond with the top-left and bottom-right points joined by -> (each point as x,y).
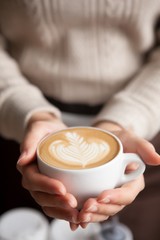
0,0 -> 160,141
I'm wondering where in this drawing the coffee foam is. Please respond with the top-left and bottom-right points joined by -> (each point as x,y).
49,132 -> 110,168
38,128 -> 119,170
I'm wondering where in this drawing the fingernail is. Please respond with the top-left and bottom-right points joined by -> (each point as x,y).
69,199 -> 77,208
86,205 -> 98,212
98,197 -> 110,204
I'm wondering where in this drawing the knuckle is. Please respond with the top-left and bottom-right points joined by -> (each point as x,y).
125,195 -> 134,205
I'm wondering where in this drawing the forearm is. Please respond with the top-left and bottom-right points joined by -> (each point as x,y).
93,49 -> 160,140
0,34 -> 62,142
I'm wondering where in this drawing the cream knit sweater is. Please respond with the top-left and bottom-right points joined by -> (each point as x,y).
0,0 -> 160,142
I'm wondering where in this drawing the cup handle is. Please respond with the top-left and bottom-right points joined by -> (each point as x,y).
120,153 -> 146,186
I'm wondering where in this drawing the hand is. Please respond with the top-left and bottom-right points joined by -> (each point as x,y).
94,121 -> 160,165
76,121 -> 160,230
17,112 -> 79,224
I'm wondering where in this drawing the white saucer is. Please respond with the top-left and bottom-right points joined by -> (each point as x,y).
49,219 -> 101,240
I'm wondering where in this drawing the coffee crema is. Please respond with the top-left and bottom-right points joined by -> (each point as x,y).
38,128 -> 119,170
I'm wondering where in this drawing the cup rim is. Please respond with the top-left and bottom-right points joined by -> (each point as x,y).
37,126 -> 123,173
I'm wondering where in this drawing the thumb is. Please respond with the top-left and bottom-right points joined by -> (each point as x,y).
17,119 -> 67,170
17,127 -> 45,168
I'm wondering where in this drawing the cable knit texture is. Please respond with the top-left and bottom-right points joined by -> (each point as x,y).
0,0 -> 160,142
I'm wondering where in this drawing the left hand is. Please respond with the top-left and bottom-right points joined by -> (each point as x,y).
17,112 -> 79,224
70,121 -> 160,230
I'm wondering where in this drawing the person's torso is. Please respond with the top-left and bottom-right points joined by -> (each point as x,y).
0,0 -> 159,104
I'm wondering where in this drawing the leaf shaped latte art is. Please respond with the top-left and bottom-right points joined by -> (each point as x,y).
49,132 -> 110,168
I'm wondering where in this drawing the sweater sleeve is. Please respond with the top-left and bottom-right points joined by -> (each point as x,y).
0,36 -> 61,143
93,45 -> 160,140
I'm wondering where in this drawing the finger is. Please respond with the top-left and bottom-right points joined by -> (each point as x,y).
69,222 -> 79,231
30,191 -> 77,208
79,200 -> 109,223
20,122 -> 49,153
125,162 -> 140,173
18,124 -> 51,166
21,164 -> 66,195
42,206 -> 79,223
18,138 -> 40,166
79,212 -> 109,223
81,198 -> 124,218
136,138 -> 160,165
80,223 -> 89,229
97,175 -> 145,206
17,151 -> 36,173
119,131 -> 160,165
84,202 -> 124,216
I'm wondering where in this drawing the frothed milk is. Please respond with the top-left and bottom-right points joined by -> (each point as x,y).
38,128 -> 119,170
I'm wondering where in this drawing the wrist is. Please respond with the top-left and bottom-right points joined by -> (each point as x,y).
28,111 -> 60,126
93,120 -> 123,132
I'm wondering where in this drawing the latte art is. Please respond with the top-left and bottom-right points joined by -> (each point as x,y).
49,132 -> 110,168
38,127 -> 119,170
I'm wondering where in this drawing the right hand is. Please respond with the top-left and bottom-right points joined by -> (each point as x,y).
16,112 -> 79,225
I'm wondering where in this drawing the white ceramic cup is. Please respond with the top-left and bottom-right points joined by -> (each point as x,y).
37,127 -> 146,208
0,208 -> 49,240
